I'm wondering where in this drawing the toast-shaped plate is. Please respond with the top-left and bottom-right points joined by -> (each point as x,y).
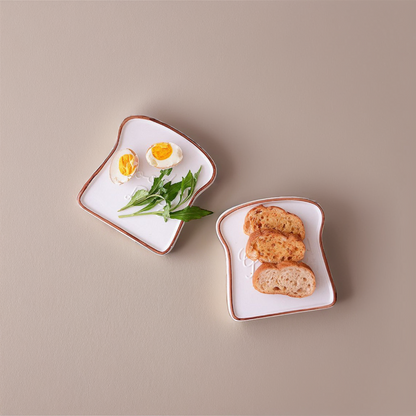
78,116 -> 216,255
216,197 -> 337,321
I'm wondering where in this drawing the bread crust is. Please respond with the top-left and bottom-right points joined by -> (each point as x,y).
246,229 -> 305,263
243,205 -> 305,239
253,261 -> 316,297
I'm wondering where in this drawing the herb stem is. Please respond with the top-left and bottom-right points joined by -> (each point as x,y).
117,194 -> 164,212
119,211 -> 163,219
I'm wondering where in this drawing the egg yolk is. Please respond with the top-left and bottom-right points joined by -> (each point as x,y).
151,143 -> 172,160
119,154 -> 135,176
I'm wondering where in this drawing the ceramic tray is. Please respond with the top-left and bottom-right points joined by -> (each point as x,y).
216,197 -> 337,321
78,116 -> 216,255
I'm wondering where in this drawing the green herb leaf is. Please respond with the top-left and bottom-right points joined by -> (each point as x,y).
171,170 -> 193,209
180,170 -> 193,198
148,168 -> 172,195
161,168 -> 173,176
162,203 -> 171,222
136,195 -> 163,213
169,206 -> 213,222
181,166 -> 202,207
164,181 -> 182,204
118,189 -> 149,212
182,170 -> 194,188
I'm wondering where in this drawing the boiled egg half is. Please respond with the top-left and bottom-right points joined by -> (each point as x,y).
146,142 -> 183,169
109,148 -> 139,184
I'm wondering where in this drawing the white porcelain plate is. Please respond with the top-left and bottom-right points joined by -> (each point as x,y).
78,116 -> 216,255
216,197 -> 337,321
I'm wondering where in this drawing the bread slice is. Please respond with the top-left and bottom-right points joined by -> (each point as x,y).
243,205 -> 305,239
253,261 -> 316,297
246,229 -> 305,263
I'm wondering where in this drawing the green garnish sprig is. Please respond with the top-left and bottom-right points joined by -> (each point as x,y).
118,167 -> 213,222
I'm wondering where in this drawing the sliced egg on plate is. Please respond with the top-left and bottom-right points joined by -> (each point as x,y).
146,142 -> 183,169
109,148 -> 139,184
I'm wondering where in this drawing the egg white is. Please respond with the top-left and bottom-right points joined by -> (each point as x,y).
146,142 -> 183,169
109,148 -> 139,185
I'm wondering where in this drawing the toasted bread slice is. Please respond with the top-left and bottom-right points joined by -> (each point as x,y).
253,261 -> 316,297
243,205 -> 305,239
246,229 -> 305,263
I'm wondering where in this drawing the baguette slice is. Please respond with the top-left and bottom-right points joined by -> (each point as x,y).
253,261 -> 316,297
246,229 -> 305,263
243,205 -> 305,239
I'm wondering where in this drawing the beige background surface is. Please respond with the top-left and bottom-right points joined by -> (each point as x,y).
1,1 -> 416,415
